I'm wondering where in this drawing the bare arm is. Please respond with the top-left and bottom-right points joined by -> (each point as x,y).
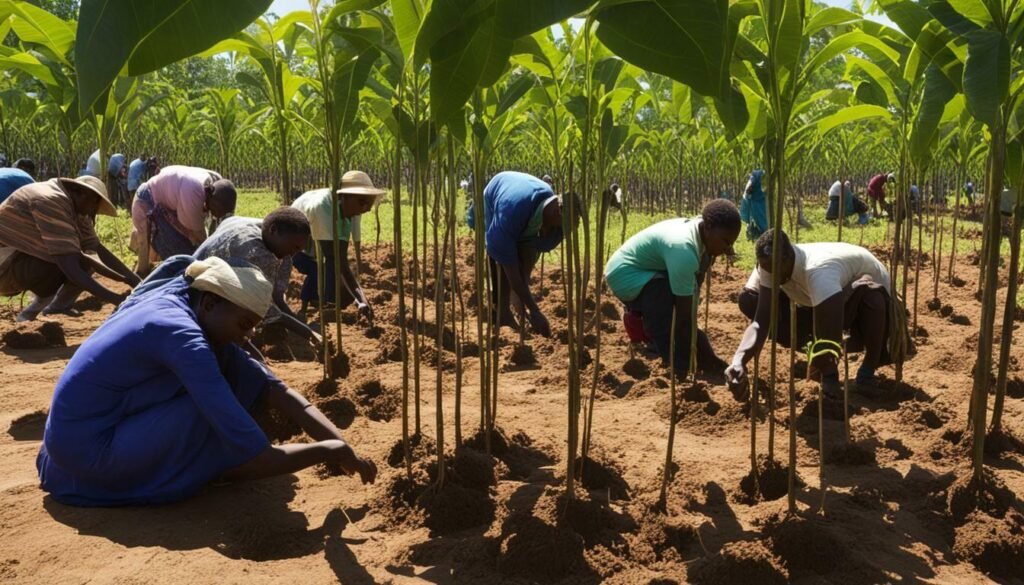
222,385 -> 377,483
731,285 -> 773,367
94,244 -> 141,286
338,240 -> 370,311
53,254 -> 126,305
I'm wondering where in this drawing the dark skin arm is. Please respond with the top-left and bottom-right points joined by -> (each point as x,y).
93,243 -> 141,286
53,253 -> 126,305
338,239 -> 372,323
673,293 -> 694,354
222,384 -> 377,483
275,302 -> 322,343
501,261 -> 551,337
726,285 -> 773,390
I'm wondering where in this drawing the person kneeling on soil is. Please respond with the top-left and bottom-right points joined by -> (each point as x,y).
196,207 -> 321,344
0,176 -> 140,322
467,171 -> 579,337
726,229 -> 909,401
131,165 -> 237,275
290,171 -> 385,322
826,180 -> 870,225
604,200 -> 741,377
37,257 -> 376,506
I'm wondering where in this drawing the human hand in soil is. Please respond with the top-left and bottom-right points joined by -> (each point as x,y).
529,309 -> 552,338
357,302 -> 374,325
330,443 -> 377,484
309,330 -> 324,350
726,362 -> 748,396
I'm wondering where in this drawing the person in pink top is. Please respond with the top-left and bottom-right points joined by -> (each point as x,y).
131,165 -> 237,274
866,173 -> 894,219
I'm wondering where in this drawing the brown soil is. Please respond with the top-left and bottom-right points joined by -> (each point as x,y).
740,455 -> 799,502
952,511 -> 1024,578
947,468 -> 1017,524
689,540 -> 788,585
2,238 -> 1024,584
762,513 -> 847,578
509,343 -> 536,367
827,440 -> 878,466
2,321 -> 66,349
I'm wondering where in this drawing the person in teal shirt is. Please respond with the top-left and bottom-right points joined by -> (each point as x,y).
605,199 -> 741,377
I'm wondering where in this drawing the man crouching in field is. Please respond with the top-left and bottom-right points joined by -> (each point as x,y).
468,171 -> 579,338
604,200 -> 741,378
726,229 -> 910,401
0,176 -> 140,322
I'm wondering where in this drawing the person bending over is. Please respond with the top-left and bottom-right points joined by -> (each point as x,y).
37,257 -> 376,506
726,229 -> 908,401
291,171 -> 385,322
0,176 -> 139,322
131,165 -> 236,275
468,171 -> 579,337
605,199 -> 741,377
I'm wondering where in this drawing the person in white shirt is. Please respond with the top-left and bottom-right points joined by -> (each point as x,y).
726,229 -> 905,400
825,180 -> 870,224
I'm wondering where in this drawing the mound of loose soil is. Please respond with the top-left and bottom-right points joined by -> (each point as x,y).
252,395 -> 303,443
689,540 -> 788,585
387,433 -> 437,468
952,511 -> 1024,578
600,301 -> 620,320
576,454 -> 630,501
364,325 -> 384,339
7,409 -> 47,441
739,456 -> 798,502
947,468 -> 1016,524
927,298 -> 942,312
353,378 -> 399,422
984,428 -> 1024,456
827,441 -> 877,466
622,358 -> 651,380
2,321 -> 66,349
509,344 -> 536,366
450,448 -> 499,492
313,395 -> 357,429
328,349 -> 351,379
464,427 -> 554,480
498,486 -> 628,580
376,331 -> 404,363
633,511 -> 697,564
763,513 -> 847,577
630,376 -> 669,398
950,314 -> 971,326
940,304 -> 954,318
376,460 -> 496,535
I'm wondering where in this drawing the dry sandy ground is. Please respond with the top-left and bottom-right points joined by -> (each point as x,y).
1,240 -> 1023,584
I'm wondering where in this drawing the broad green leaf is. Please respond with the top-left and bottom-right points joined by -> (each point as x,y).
496,75 -> 534,117
0,51 -> 57,87
910,64 -> 956,168
593,0 -> 737,103
8,1 -> 74,63
947,0 -> 995,28
855,80 -> 889,107
802,30 -> 900,82
805,6 -> 861,37
325,0 -> 386,24
962,29 -> 1009,128
494,0 -> 593,38
816,103 -> 891,135
392,0 -> 426,63
928,0 -> 982,36
414,0 -> 490,69
771,0 -> 805,81
713,85 -> 750,138
332,48 -> 379,135
76,0 -> 272,116
593,57 -> 625,94
429,11 -> 512,126
875,0 -> 932,39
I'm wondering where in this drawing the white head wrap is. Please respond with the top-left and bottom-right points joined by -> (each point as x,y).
185,257 -> 272,318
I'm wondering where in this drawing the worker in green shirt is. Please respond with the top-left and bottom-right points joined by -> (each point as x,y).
604,200 -> 741,377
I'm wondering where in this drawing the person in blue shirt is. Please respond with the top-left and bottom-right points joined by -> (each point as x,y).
468,171 -> 578,337
740,169 -> 769,240
0,167 -> 34,204
127,154 -> 147,197
37,257 -> 377,506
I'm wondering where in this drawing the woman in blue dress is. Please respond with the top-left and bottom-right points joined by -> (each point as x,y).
37,257 -> 377,506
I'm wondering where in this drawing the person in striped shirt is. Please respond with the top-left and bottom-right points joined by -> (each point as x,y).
0,176 -> 140,322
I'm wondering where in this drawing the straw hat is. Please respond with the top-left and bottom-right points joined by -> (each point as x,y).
59,175 -> 117,217
336,170 -> 386,201
186,257 -> 273,318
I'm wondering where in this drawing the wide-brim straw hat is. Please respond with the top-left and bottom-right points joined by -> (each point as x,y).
59,176 -> 117,216
336,170 -> 386,202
